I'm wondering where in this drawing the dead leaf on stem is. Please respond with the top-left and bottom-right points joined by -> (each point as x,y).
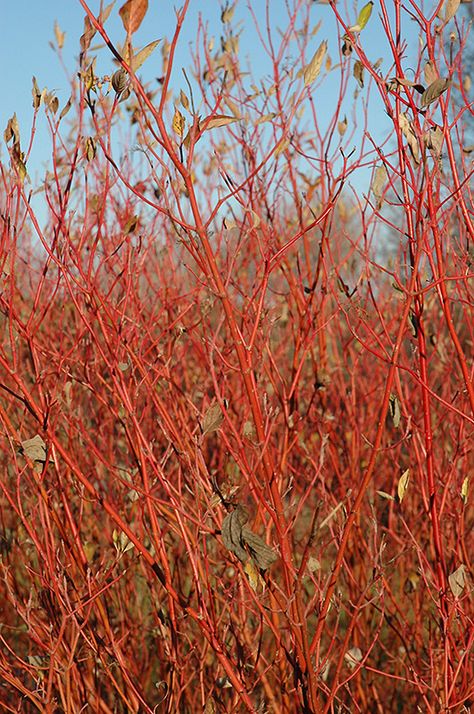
20,435 -> 54,465
448,564 -> 467,598
221,505 -> 277,570
303,40 -> 327,87
420,78 -> 450,108
201,401 -> 225,436
119,0 -> 148,35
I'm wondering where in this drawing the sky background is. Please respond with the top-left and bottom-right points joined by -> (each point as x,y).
0,0 -> 445,222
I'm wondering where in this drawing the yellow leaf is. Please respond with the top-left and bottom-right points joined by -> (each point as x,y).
461,477 -> 469,504
172,108 -> 185,137
244,560 -> 262,592
397,468 -> 410,503
349,1 -> 374,32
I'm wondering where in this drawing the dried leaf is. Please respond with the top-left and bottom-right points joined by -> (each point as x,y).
275,136 -> 290,156
420,78 -> 450,107
80,15 -> 96,54
438,0 -> 460,22
388,393 -> 401,428
424,124 -> 444,155
54,21 -> 65,49
99,1 -> 115,25
398,112 -> 420,163
377,490 -> 395,501
353,60 -> 364,88
32,77 -> 43,109
59,97 -> 72,121
132,39 -> 160,71
397,468 -> 410,503
221,506 -> 249,562
448,564 -> 466,598
304,40 -> 327,87
172,108 -> 185,137
463,74 -> 471,93
345,647 -> 363,669
255,113 -> 276,125
84,136 -> 96,161
180,89 -> 190,111
4,114 -> 20,145
119,0 -> 148,34
202,114 -> 238,130
244,560 -> 262,591
221,506 -> 277,570
20,435 -> 53,464
221,2 -> 236,23
337,116 -> 348,136
461,477 -> 469,504
112,68 -> 129,95
241,526 -> 277,570
424,61 -> 438,86
371,164 -> 388,204
201,401 -> 224,436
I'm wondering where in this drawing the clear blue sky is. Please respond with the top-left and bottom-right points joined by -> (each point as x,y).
1,1 -> 422,195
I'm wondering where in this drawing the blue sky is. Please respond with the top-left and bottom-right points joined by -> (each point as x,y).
1,1 -> 424,201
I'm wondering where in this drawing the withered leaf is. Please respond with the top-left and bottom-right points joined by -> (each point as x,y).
420,78 -> 450,108
388,393 -> 401,428
80,15 -> 96,54
353,60 -> 364,88
32,77 -> 43,109
112,68 -> 129,95
337,116 -> 348,136
241,526 -> 277,570
221,506 -> 277,570
59,97 -> 72,121
448,564 -> 466,598
202,115 -> 238,130
201,401 -> 224,436
371,164 -> 388,203
397,468 -> 410,503
398,112 -> 420,163
221,506 -> 249,562
20,435 -> 54,464
172,108 -> 185,137
304,40 -> 327,87
119,0 -> 148,34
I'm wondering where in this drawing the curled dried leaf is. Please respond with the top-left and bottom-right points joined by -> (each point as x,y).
345,647 -> 363,669
112,68 -> 129,95
241,526 -> 277,570
221,506 -> 249,562
420,78 -> 450,107
172,108 -> 185,137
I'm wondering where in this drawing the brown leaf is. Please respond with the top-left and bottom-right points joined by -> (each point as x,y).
398,113 -> 420,163
388,393 -> 401,428
353,60 -> 364,88
80,15 -> 96,54
420,78 -> 450,107
32,77 -> 43,109
54,21 -> 65,49
438,0 -> 460,23
241,526 -> 277,570
424,62 -> 438,86
221,506 -> 249,562
202,114 -> 238,130
59,97 -> 72,121
448,564 -> 466,598
119,0 -> 148,34
201,401 -> 224,436
112,68 -> 129,95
